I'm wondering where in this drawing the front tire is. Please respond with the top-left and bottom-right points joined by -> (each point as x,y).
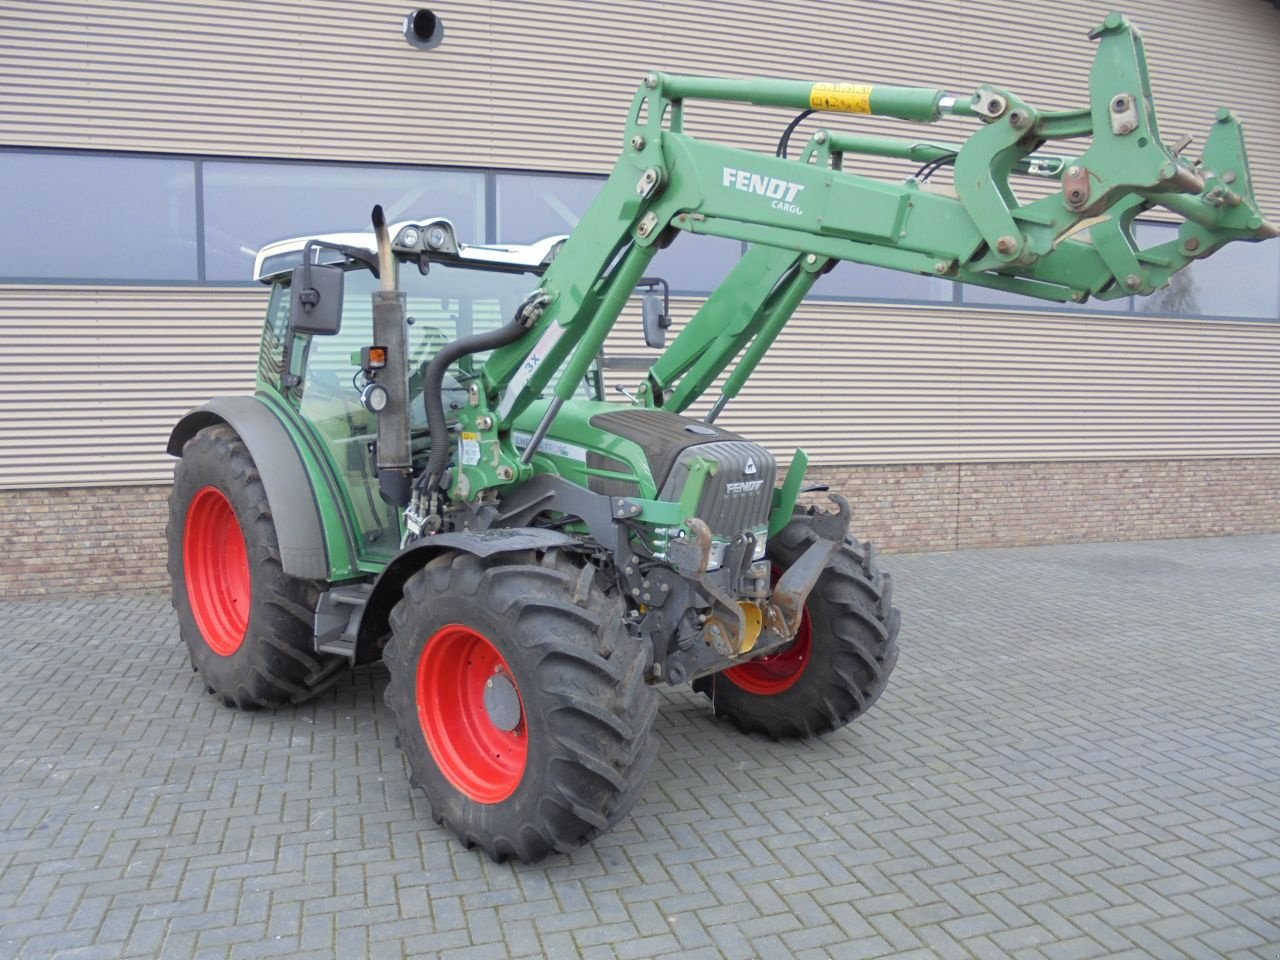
383,549 -> 658,863
698,511 -> 901,739
167,423 -> 345,709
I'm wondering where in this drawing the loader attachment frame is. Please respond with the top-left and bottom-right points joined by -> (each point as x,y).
416,11 -> 1273,497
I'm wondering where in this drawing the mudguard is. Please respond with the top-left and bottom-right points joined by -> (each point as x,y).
167,396 -> 332,580
412,527 -> 582,558
354,527 -> 581,662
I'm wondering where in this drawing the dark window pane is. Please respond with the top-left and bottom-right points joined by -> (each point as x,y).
203,161 -> 484,281
650,233 -> 745,294
960,280 -> 1098,311
1134,222 -> 1278,320
960,226 -> 1096,310
0,151 -> 196,280
813,260 -> 951,302
495,173 -> 601,244
495,171 -> 744,294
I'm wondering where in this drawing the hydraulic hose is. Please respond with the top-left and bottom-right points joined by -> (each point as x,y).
420,316 -> 529,493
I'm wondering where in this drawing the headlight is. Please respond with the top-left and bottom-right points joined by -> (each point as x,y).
704,531 -> 767,571
360,382 -> 389,414
752,530 -> 768,561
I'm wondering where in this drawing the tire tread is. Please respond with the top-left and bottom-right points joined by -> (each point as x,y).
382,550 -> 657,863
167,423 -> 344,710
701,511 -> 901,740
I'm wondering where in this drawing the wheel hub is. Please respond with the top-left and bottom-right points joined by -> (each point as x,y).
183,485 -> 250,657
415,624 -> 528,804
483,672 -> 522,732
723,566 -> 812,695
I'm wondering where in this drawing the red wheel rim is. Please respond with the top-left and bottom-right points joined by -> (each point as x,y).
183,486 -> 250,657
416,624 -> 528,804
724,568 -> 813,695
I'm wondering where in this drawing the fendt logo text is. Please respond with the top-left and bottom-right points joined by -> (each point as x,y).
725,479 -> 765,495
722,167 -> 805,215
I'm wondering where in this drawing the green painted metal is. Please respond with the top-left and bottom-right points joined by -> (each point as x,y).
770,450 -> 809,539
252,386 -> 364,582
240,11 -> 1274,574
820,132 -> 1071,178
441,10 -> 1274,528
625,456 -> 717,526
505,14 -> 1263,517
653,73 -> 949,124
647,245 -> 802,397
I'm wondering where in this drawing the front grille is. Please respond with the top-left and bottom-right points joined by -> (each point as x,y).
658,440 -> 775,537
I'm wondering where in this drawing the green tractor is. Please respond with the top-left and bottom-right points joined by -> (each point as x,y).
167,11 -> 1272,862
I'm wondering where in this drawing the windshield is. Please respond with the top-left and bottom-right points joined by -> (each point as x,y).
285,261 -> 599,562
295,262 -> 561,430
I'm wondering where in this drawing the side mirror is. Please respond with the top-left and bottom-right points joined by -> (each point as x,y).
642,290 -> 669,349
289,263 -> 344,336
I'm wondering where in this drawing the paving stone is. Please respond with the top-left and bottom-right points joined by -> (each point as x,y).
1,535 -> 1278,958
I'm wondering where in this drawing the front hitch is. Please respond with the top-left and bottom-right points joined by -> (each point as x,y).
671,495 -> 852,660
769,493 -> 851,636
668,519 -> 746,657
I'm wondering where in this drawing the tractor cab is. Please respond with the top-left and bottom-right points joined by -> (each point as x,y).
251,221 -> 582,561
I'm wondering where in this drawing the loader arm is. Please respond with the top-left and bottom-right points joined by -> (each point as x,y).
427,11 -> 1272,502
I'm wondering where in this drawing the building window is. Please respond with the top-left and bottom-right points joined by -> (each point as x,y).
0,147 -> 1274,322
494,170 -> 747,294
1132,222 -> 1279,320
812,260 -> 952,302
0,151 -> 197,281
649,234 -> 747,295
494,172 -> 600,244
202,161 -> 484,281
960,222 -> 1278,320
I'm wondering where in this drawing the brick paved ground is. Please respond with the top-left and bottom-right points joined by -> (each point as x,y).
1,535 -> 1277,960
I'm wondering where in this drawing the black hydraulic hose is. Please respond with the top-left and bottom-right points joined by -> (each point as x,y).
914,152 -> 957,182
776,109 -> 815,159
420,317 -> 528,492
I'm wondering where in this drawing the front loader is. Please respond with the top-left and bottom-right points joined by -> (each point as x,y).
167,11 -> 1273,862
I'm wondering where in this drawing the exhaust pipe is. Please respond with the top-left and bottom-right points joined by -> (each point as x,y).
403,9 -> 444,50
369,205 -> 412,506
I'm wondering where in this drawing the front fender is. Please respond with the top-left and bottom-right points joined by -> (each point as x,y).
168,396 -> 338,581
354,527 -> 581,663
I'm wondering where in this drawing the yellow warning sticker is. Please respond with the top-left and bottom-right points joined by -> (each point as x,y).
809,82 -> 874,114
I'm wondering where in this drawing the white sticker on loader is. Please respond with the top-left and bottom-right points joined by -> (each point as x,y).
459,432 -> 481,466
512,430 -> 588,462
497,322 -> 565,421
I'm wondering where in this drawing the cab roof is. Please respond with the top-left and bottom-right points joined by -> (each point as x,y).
253,217 -> 567,283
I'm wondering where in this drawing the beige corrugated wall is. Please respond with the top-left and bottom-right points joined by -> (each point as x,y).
1,0 -> 1276,210
0,1 -> 1277,490
606,300 -> 1280,463
0,286 -> 266,487
1,287 -> 1276,489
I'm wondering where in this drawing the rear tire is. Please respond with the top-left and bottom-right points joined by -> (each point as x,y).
167,423 -> 345,709
697,511 -> 901,739
383,549 -> 658,863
